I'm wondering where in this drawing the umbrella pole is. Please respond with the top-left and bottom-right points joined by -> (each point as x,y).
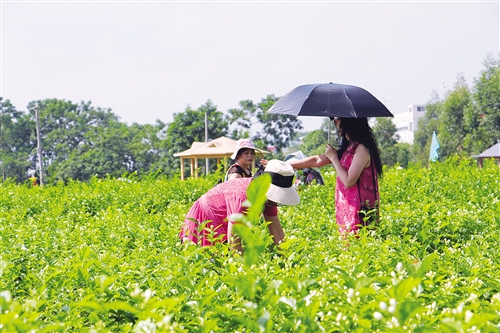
328,119 -> 331,144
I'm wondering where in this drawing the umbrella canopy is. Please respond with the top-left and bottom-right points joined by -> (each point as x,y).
267,83 -> 394,118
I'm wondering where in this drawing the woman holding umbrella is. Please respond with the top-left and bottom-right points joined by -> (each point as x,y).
287,117 -> 382,235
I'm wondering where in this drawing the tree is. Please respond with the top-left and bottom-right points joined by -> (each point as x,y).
464,54 -> 500,154
26,99 -> 128,182
436,74 -> 471,158
0,98 -> 35,182
298,118 -> 336,156
300,129 -> 328,157
126,120 -> 167,175
254,95 -> 303,156
53,120 -> 134,181
395,143 -> 411,168
372,117 -> 400,167
226,100 -> 255,139
159,100 -> 228,178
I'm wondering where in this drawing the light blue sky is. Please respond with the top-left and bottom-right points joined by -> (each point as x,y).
1,1 -> 499,132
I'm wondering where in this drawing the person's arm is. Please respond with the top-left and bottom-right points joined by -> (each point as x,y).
226,165 -> 243,181
263,214 -> 285,246
325,143 -> 370,188
226,194 -> 247,254
287,154 -> 331,170
227,221 -> 243,254
227,173 -> 242,181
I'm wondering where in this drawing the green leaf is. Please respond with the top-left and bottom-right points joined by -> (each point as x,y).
245,173 -> 271,223
415,252 -> 438,278
394,277 -> 421,301
398,300 -> 425,324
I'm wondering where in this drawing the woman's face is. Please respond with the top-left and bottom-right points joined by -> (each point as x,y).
334,117 -> 344,137
333,117 -> 340,127
237,149 -> 255,167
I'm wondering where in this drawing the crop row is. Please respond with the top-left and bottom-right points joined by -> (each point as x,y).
1,158 -> 499,332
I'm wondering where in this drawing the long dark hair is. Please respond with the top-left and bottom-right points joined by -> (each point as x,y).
338,117 -> 383,177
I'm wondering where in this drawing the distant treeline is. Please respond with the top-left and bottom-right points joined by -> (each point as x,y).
1,55 -> 498,184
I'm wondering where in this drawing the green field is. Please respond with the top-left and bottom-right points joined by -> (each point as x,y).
1,158 -> 500,332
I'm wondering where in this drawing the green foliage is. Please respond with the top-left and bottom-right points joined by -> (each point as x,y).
254,95 -> 304,155
159,100 -> 228,178
415,55 -> 500,164
298,118 -> 338,156
0,98 -> 172,183
3,54 -> 499,183
464,54 -> 500,155
226,99 -> 256,139
299,129 -> 328,157
1,158 -> 499,332
373,118 -> 402,167
413,91 -> 442,166
437,74 -> 472,158
0,97 -> 34,182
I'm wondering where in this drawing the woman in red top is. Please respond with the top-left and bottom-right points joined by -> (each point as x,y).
180,160 -> 300,253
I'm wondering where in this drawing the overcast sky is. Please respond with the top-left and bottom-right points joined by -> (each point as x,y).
1,1 -> 499,132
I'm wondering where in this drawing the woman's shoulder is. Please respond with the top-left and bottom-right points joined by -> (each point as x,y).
228,163 -> 245,173
217,177 -> 252,191
353,143 -> 371,168
354,143 -> 369,153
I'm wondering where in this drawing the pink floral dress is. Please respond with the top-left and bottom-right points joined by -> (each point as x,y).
179,178 -> 277,246
335,143 -> 379,234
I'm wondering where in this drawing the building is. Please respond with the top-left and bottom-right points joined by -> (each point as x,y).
472,140 -> 500,167
392,105 -> 427,144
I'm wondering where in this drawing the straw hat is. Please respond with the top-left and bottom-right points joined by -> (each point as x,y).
264,159 -> 300,206
231,138 -> 267,160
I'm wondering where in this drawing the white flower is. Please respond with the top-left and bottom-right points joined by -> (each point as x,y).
134,318 -> 157,333
465,310 -> 473,323
379,301 -> 387,311
373,312 -> 383,320
0,291 -> 11,303
396,262 -> 403,272
142,289 -> 152,303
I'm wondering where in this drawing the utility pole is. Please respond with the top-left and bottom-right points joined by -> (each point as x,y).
205,111 -> 209,175
31,105 -> 44,186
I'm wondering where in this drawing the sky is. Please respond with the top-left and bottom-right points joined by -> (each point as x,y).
1,1 -> 499,133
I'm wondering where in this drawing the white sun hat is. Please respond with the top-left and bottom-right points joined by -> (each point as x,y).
264,159 -> 300,206
231,138 -> 266,160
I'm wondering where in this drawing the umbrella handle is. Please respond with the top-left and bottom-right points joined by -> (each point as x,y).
328,119 -> 331,144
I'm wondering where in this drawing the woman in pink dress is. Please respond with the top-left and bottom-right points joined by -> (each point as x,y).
180,160 -> 300,253
287,117 -> 382,234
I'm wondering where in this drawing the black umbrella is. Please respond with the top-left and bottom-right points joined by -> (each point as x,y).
267,83 -> 393,118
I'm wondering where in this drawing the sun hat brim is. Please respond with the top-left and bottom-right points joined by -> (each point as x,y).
266,183 -> 300,206
231,147 -> 266,160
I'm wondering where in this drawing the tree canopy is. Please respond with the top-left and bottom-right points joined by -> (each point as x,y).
1,54 -> 498,183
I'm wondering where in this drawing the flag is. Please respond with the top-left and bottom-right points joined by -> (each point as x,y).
429,131 -> 440,162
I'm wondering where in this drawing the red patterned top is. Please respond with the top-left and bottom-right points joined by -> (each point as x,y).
335,143 -> 379,234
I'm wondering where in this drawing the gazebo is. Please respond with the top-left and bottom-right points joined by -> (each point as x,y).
173,136 -> 268,180
472,140 -> 500,167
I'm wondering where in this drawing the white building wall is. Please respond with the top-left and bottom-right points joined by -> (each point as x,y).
392,105 -> 426,144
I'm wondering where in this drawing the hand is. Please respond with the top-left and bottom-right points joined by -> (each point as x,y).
259,158 -> 268,166
325,144 -> 338,162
